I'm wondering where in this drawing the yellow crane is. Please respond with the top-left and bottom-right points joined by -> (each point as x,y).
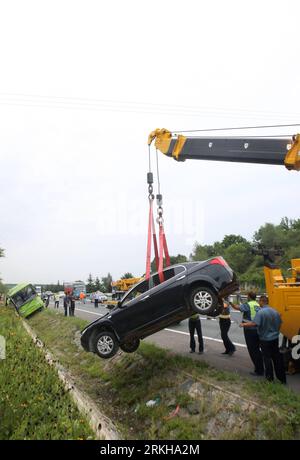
148,127 -> 300,344
105,277 -> 144,309
111,277 -> 144,292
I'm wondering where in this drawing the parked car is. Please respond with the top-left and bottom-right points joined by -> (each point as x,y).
81,257 -> 238,359
89,292 -> 108,303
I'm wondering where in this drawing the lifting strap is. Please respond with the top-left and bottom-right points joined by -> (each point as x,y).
163,232 -> 170,267
145,198 -> 159,280
146,147 -> 170,283
158,222 -> 170,283
152,211 -> 159,271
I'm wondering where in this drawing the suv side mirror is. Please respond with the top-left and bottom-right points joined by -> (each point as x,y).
117,301 -> 122,308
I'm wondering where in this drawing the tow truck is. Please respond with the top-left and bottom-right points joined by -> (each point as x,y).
148,127 -> 300,356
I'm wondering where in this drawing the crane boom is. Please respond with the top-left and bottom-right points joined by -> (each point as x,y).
148,128 -> 300,171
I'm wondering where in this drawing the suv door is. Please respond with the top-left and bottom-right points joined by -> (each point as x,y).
114,266 -> 187,340
142,266 -> 187,323
120,265 -> 187,338
113,280 -> 151,338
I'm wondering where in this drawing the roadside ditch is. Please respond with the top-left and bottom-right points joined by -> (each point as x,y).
23,308 -> 300,440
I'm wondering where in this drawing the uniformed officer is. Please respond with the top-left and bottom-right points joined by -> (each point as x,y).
188,313 -> 204,354
230,292 -> 264,376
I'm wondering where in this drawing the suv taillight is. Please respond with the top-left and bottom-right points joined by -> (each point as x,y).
209,257 -> 228,267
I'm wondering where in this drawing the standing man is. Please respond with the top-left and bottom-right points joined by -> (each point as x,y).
54,293 -> 60,309
230,292 -> 264,376
188,313 -> 204,354
94,291 -> 100,308
69,294 -> 75,316
80,291 -> 85,304
240,295 -> 286,384
219,299 -> 236,356
44,294 -> 50,308
63,293 -> 69,317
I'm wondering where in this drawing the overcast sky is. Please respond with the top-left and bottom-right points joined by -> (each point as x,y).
1,0 -> 300,284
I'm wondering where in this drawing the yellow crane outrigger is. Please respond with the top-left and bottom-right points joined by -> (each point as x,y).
148,128 -> 300,343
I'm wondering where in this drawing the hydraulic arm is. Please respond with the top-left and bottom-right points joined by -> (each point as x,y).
148,128 -> 300,171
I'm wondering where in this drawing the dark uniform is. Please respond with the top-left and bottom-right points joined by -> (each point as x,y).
188,313 -> 204,353
63,295 -> 70,316
219,301 -> 236,355
240,300 -> 264,375
253,306 -> 286,384
69,296 -> 75,316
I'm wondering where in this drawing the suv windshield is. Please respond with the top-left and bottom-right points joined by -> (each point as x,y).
112,291 -> 125,301
122,265 -> 187,305
122,280 -> 149,305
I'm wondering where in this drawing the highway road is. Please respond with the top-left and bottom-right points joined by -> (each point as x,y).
49,300 -> 300,392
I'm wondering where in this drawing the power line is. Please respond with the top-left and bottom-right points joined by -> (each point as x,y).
172,123 -> 300,133
0,93 -> 300,121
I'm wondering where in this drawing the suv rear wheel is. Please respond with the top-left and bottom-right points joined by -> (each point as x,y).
189,286 -> 218,316
94,330 -> 119,359
120,338 -> 140,353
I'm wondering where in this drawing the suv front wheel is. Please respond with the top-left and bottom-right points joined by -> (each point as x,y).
94,330 -> 119,359
189,286 -> 218,316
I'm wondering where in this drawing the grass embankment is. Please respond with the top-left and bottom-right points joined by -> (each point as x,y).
0,306 -> 94,440
26,308 -> 300,440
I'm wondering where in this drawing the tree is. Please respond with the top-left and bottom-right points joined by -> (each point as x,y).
121,272 -> 134,279
239,266 -> 265,289
291,218 -> 300,232
280,216 -> 293,231
151,254 -> 188,272
254,222 -> 286,249
224,242 -> 253,275
191,243 -> 216,261
42,283 -> 64,293
169,254 -> 188,265
101,273 -> 113,293
222,234 -> 248,249
86,273 -> 94,293
94,276 -> 104,291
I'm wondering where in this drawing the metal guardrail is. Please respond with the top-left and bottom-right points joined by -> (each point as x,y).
228,293 -> 266,304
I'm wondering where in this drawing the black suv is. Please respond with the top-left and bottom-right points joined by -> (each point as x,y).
80,257 -> 238,359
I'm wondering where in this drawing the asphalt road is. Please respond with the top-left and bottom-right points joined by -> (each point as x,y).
49,300 -> 300,392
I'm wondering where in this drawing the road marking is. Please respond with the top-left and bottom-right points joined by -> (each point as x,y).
75,308 -> 246,349
165,328 -> 247,348
76,308 -> 104,317
200,317 -> 235,324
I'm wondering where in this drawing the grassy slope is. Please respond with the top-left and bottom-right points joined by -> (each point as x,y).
26,308 -> 300,440
0,307 -> 94,440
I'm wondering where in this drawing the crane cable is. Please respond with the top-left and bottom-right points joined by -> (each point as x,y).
145,146 -> 158,280
155,148 -> 170,283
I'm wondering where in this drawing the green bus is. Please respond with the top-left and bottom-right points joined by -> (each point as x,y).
7,283 -> 44,318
